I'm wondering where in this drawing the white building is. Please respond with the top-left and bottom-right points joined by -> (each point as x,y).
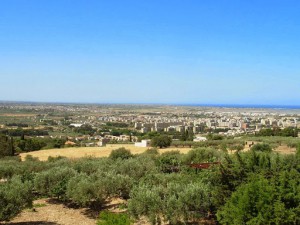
135,140 -> 151,147
193,136 -> 207,142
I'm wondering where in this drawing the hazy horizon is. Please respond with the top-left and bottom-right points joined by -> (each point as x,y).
1,99 -> 300,109
1,1 -> 300,105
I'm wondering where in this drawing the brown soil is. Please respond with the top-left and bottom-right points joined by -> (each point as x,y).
1,199 -> 96,225
273,145 -> 296,154
1,198 -> 153,225
1,197 -> 215,225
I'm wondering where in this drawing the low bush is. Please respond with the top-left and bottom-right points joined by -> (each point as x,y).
251,143 -> 272,152
67,173 -> 105,207
97,211 -> 131,225
109,147 -> 133,160
34,167 -> 77,199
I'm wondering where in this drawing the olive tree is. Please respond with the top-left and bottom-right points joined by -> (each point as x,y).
0,176 -> 33,221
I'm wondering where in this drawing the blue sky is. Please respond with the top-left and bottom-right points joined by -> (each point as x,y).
0,0 -> 299,105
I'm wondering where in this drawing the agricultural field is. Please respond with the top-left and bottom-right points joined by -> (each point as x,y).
19,144 -> 192,161
19,143 -> 296,161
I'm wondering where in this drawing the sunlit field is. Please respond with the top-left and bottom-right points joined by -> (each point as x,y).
20,144 -> 193,161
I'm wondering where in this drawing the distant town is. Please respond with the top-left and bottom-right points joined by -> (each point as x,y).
0,102 -> 299,149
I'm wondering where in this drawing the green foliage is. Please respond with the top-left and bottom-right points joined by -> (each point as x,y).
207,133 -> 223,140
14,137 -> 66,152
67,171 -> 134,207
0,135 -> 14,158
73,124 -> 96,135
251,143 -> 272,152
5,122 -> 28,127
144,148 -> 159,155
128,185 -> 163,225
97,211 -> 131,225
0,137 -> 299,224
72,157 -> 112,175
109,147 -> 133,160
32,203 -> 47,208
0,176 -> 33,221
217,172 -> 300,225
184,147 -> 223,164
256,127 -> 298,137
180,130 -> 194,141
67,173 -> 105,207
105,122 -> 129,128
24,154 -> 39,162
34,167 -> 77,199
113,156 -> 158,182
0,128 -> 49,137
151,135 -> 172,148
157,151 -> 182,173
16,138 -> 47,152
128,178 -> 211,225
296,143 -> 300,158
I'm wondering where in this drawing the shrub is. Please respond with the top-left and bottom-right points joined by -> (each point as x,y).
73,157 -> 113,175
93,171 -> 134,199
0,176 -> 33,221
251,143 -> 272,152
109,148 -> 133,160
97,211 -> 131,225
24,154 -> 39,162
151,135 -> 172,148
184,147 -> 223,164
157,151 -> 182,173
0,163 -> 17,179
128,180 -> 211,225
144,148 -> 159,155
217,169 -> 300,225
112,156 -> 158,182
128,185 -> 163,225
34,167 -> 77,199
67,173 -> 105,207
67,171 -> 133,207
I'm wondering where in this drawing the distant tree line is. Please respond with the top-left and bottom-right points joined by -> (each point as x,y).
5,123 -> 29,127
0,128 -> 49,137
256,127 -> 298,137
105,122 -> 129,128
0,134 -> 66,157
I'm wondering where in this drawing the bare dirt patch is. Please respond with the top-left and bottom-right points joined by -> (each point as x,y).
273,145 -> 296,154
0,198 -> 154,225
1,199 -> 95,225
20,144 -> 192,161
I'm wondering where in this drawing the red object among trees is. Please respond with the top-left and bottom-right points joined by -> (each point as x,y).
190,162 -> 220,169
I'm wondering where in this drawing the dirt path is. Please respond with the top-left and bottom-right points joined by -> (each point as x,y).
1,198 -> 153,225
2,199 -> 96,225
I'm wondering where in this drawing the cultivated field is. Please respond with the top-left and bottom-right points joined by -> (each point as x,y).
20,144 -> 193,161
19,144 -> 296,161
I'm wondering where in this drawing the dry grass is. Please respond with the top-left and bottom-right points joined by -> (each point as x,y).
273,145 -> 296,154
1,113 -> 36,117
1,198 -> 95,225
19,143 -> 296,161
20,144 -> 192,161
